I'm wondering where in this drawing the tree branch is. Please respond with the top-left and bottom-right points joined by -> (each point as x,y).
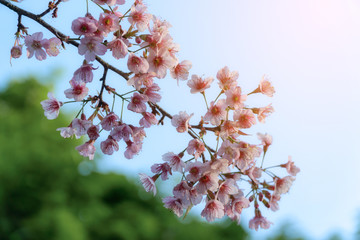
37,0 -> 62,18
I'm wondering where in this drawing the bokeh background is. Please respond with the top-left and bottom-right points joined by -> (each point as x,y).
1,0 -> 360,239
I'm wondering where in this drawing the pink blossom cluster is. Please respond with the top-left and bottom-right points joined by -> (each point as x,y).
36,0 -> 191,160
11,32 -> 62,61
8,0 -> 299,231
139,66 -> 300,230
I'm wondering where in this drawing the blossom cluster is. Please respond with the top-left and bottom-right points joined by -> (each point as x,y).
33,0 -> 192,160
139,67 -> 300,230
7,0 -> 299,230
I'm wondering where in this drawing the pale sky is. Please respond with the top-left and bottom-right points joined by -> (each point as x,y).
1,0 -> 360,239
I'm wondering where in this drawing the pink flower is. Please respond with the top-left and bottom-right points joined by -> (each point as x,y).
203,99 -> 227,126
76,140 -> 96,160
101,112 -> 120,131
127,53 -> 149,74
233,109 -> 256,129
143,83 -> 161,103
185,162 -> 204,182
139,173 -> 157,196
57,127 -> 76,138
148,49 -> 177,79
208,158 -> 229,174
257,133 -> 273,147
110,124 -> 133,142
124,140 -> 142,159
162,152 -> 185,172
128,73 -> 156,90
187,75 -> 213,94
139,112 -> 158,128
107,37 -> 128,59
225,86 -> 247,110
100,136 -> 119,155
127,92 -> 148,113
216,66 -> 238,91
71,117 -> 92,137
73,62 -> 95,83
219,120 -> 239,139
43,37 -> 61,56
231,196 -> 250,215
218,140 -> 240,161
71,16 -> 98,36
92,0 -> 117,5
25,32 -> 48,61
246,165 -> 262,184
87,125 -> 100,140
201,200 -> 224,222
171,111 -> 193,133
249,211 -> 272,231
40,92 -> 63,120
195,173 -> 219,194
131,126 -> 146,143
78,36 -> 107,62
269,194 -> 280,212
257,104 -> 274,123
64,79 -> 89,101
151,163 -> 172,180
281,156 -> 300,176
11,45 -> 22,59
187,139 -> 205,160
98,12 -> 119,35
128,4 -> 152,32
274,176 -> 295,196
173,181 -> 191,200
217,179 -> 238,204
170,60 -> 192,84
163,196 -> 183,217
259,76 -> 275,97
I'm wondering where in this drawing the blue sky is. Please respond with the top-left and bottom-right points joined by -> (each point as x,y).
2,0 -> 360,239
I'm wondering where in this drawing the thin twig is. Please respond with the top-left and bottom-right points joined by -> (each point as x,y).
37,0 -> 62,18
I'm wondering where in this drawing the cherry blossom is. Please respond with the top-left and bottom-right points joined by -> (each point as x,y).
139,173 -> 157,196
171,111 -> 193,133
64,79 -> 89,101
170,60 -> 192,83
162,152 -> 185,172
129,4 -> 152,32
281,156 -> 300,176
216,66 -> 238,91
127,53 -> 149,74
75,140 -> 96,160
187,74 -> 213,94
127,92 -> 148,113
201,200 -> 225,222
40,92 -> 63,120
25,32 -> 48,61
249,211 -> 272,231
78,36 -> 107,62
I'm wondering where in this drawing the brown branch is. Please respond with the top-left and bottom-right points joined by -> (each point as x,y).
1,0 -> 215,151
98,66 -> 109,109
37,0 -> 62,18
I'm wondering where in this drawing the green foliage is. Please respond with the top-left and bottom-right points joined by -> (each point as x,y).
0,77 -> 250,240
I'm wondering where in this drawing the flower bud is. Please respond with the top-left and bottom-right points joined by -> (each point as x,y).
258,192 -> 264,201
11,45 -> 22,59
262,199 -> 270,208
262,190 -> 272,199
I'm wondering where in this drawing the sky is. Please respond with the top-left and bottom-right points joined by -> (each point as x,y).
1,0 -> 360,239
